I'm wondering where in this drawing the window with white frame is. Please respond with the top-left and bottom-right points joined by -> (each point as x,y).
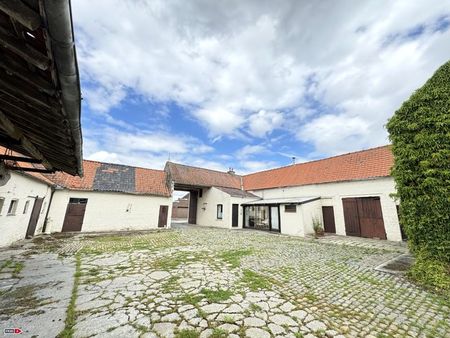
7,199 -> 18,215
217,204 -> 223,219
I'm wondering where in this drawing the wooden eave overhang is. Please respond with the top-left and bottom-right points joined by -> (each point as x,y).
0,0 -> 82,176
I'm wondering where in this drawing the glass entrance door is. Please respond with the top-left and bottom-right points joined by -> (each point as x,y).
270,206 -> 279,231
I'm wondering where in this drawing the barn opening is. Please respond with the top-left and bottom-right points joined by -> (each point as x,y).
342,197 -> 386,239
171,190 -> 189,222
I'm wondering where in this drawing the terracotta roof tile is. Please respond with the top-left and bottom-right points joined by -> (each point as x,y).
166,162 -> 241,189
0,146 -> 55,185
46,160 -> 170,197
46,160 -> 99,190
243,145 -> 393,190
135,167 -> 170,196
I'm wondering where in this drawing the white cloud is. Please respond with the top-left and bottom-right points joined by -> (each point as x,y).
237,160 -> 278,174
194,107 -> 244,137
86,150 -> 121,164
236,144 -> 267,159
73,0 -> 450,158
297,114 -> 371,155
247,110 -> 283,138
83,125 -> 215,169
82,85 -> 126,113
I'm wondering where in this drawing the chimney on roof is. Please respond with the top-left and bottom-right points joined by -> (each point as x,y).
227,167 -> 235,175
292,157 -> 296,165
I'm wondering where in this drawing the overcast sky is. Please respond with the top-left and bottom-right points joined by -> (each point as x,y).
72,0 -> 450,174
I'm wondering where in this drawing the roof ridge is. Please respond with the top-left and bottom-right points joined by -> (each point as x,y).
167,161 -> 242,177
83,158 -> 164,172
243,144 -> 392,177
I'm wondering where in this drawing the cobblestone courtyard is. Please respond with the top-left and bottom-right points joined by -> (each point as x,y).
1,226 -> 449,338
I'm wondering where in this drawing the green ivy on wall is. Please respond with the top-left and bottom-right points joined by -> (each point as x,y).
387,60 -> 450,264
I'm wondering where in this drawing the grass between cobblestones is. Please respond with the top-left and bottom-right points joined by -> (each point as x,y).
20,227 -> 450,337
218,249 -> 253,268
240,269 -> 275,291
175,328 -> 200,337
57,253 -> 81,338
0,259 -> 24,277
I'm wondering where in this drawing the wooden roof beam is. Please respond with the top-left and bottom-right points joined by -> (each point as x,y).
0,52 -> 55,95
0,26 -> 49,70
0,94 -> 63,124
0,0 -> 41,31
0,154 -> 42,163
5,165 -> 54,173
0,69 -> 58,110
0,109 -> 53,171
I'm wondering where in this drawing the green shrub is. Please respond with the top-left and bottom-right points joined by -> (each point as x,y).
312,216 -> 324,235
408,251 -> 450,292
386,60 -> 450,263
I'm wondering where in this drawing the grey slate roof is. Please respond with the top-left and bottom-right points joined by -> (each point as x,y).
215,186 -> 259,198
92,163 -> 136,193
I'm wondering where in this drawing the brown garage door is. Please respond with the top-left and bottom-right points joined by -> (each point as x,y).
342,197 -> 386,239
62,198 -> 88,232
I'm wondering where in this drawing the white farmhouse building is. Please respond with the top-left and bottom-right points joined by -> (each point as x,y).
166,146 -> 404,242
45,160 -> 172,233
1,145 -> 404,248
0,157 -> 172,247
0,170 -> 53,247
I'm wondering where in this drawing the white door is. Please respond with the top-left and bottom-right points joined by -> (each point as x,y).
270,206 -> 279,231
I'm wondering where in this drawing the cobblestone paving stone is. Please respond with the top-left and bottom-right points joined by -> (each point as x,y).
0,226 -> 449,338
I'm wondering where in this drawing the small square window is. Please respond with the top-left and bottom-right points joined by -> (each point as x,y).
7,199 -> 18,215
23,200 -> 30,214
285,204 -> 296,213
217,204 -> 223,219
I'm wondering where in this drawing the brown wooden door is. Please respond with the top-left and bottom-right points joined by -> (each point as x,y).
322,206 -> 336,233
358,197 -> 386,239
343,197 -> 386,239
26,198 -> 44,237
232,204 -> 239,227
188,191 -> 198,224
342,198 -> 361,236
158,205 -> 169,228
62,199 -> 87,232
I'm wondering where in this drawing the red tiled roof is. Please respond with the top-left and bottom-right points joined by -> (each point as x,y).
135,167 -> 171,196
2,145 -> 393,196
243,145 -> 393,191
46,160 -> 100,190
0,146 -> 55,185
165,162 -> 241,189
47,160 -> 170,197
